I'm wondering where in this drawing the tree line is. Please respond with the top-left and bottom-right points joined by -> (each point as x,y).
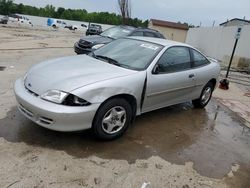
0,0 -> 149,27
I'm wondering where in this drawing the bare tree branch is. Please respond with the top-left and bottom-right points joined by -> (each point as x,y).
118,0 -> 131,25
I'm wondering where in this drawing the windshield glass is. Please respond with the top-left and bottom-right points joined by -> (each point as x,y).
92,38 -> 163,70
101,26 -> 133,39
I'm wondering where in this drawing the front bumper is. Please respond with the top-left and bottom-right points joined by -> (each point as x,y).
74,42 -> 93,54
14,78 -> 100,132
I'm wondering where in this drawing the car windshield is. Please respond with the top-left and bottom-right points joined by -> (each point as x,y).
101,27 -> 133,39
91,38 -> 163,70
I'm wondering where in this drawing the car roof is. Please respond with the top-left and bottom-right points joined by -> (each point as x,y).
127,36 -> 192,48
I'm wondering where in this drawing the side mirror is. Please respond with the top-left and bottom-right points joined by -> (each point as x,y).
153,64 -> 163,74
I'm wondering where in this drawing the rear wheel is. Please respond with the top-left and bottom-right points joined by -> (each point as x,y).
192,82 -> 214,108
92,98 -> 132,140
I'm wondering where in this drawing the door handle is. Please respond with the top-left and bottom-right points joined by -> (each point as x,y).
189,74 -> 195,78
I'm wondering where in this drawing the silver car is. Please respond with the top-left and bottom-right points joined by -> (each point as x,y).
14,37 -> 220,140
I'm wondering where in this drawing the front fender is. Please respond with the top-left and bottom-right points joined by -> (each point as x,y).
71,71 -> 146,111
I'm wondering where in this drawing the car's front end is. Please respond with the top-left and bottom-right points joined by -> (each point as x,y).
74,26 -> 135,54
14,78 -> 100,131
0,16 -> 8,24
74,37 -> 112,54
74,39 -> 94,54
14,53 -> 140,132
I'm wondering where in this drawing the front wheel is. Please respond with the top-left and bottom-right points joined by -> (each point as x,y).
92,98 -> 132,140
192,82 -> 214,108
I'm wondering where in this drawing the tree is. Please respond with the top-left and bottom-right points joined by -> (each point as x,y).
0,0 -> 14,15
56,7 -> 65,18
44,4 -> 56,17
0,0 -> 148,27
118,0 -> 131,25
13,3 -> 24,13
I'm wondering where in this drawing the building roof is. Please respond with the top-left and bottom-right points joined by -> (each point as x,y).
220,18 -> 250,26
150,19 -> 189,30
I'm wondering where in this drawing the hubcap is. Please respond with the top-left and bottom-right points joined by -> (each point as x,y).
201,87 -> 212,105
102,106 -> 126,134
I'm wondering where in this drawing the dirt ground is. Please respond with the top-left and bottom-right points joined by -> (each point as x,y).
0,25 -> 250,188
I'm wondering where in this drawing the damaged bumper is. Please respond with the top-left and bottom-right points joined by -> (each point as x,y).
14,78 -> 100,132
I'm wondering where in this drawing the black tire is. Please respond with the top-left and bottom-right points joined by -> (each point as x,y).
92,98 -> 132,140
52,25 -> 56,29
192,82 -> 214,108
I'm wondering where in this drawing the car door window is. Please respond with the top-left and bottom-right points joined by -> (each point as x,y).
131,31 -> 144,36
156,47 -> 191,73
192,49 -> 210,67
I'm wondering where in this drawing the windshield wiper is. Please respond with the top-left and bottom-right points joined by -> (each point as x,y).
95,55 -> 121,66
106,36 -> 114,39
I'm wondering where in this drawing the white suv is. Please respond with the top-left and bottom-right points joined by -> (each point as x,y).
8,14 -> 33,26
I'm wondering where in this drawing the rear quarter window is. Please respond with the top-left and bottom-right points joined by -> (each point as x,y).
192,49 -> 210,67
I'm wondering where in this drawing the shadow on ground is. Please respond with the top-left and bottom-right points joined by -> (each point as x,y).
0,99 -> 249,179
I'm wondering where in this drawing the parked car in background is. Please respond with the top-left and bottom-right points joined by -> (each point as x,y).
81,23 -> 87,28
0,16 -> 8,24
65,25 -> 78,31
74,25 -> 165,54
14,37 -> 220,140
86,24 -> 102,35
47,18 -> 66,28
8,14 -> 33,26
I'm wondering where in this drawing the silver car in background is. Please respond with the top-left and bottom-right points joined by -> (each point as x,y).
14,37 -> 220,140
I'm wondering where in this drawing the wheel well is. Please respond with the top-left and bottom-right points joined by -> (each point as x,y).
208,78 -> 217,90
96,94 -> 137,123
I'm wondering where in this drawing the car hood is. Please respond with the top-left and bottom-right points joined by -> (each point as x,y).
24,55 -> 137,95
80,35 -> 113,45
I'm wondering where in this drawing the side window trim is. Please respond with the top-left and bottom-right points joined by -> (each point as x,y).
152,46 -> 192,75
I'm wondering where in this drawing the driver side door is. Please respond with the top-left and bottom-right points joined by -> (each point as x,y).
142,46 -> 196,113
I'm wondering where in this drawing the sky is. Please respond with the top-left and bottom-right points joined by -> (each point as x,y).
14,0 -> 250,26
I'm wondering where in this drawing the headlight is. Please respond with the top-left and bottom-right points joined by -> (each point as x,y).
62,94 -> 91,106
41,90 -> 68,104
92,44 -> 104,50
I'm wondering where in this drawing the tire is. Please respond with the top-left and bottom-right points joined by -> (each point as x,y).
92,98 -> 132,140
52,25 -> 56,29
192,82 -> 214,108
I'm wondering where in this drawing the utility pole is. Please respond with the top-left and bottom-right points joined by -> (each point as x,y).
219,26 -> 242,90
